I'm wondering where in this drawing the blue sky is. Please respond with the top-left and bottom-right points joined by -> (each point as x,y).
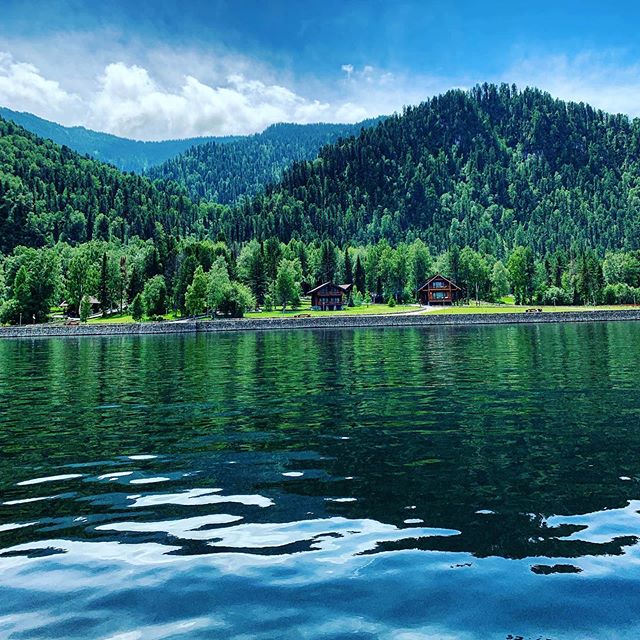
1,0 -> 639,139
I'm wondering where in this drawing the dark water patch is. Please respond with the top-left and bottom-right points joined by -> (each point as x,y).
531,563 -> 583,575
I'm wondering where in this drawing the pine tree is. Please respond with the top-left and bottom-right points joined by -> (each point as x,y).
344,246 -> 353,284
354,255 -> 366,295
130,294 -> 143,321
319,240 -> 337,283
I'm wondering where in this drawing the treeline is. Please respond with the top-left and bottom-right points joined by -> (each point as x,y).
223,84 -> 640,252
2,236 -> 639,324
146,120 -> 381,204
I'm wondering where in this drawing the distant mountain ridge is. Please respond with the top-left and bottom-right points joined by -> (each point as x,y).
146,118 -> 384,204
0,107 -> 237,172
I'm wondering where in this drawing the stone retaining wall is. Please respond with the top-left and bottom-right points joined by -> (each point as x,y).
0,321 -> 197,339
2,309 -> 640,339
196,309 -> 640,332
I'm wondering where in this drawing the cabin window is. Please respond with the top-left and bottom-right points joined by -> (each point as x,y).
433,291 -> 447,299
433,281 -> 445,288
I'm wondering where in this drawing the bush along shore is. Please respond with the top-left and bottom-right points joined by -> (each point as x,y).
2,308 -> 640,339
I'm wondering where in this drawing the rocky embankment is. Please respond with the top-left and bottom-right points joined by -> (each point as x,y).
2,309 -> 640,339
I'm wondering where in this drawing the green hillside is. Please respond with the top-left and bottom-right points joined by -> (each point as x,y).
0,115 -> 213,254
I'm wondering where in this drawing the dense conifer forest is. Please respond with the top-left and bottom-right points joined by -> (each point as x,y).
230,84 -> 640,252
0,115 -> 226,253
2,84 -> 640,325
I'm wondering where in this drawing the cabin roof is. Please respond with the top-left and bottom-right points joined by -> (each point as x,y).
307,282 -> 352,295
417,274 -> 462,292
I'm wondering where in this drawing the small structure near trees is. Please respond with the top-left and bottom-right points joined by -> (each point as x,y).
61,296 -> 101,317
417,275 -> 462,305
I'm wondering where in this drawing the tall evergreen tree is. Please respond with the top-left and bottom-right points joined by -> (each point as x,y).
99,252 -> 109,316
344,246 -> 353,284
354,255 -> 366,295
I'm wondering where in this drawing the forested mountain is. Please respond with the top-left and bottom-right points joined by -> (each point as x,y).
225,84 -> 640,256
0,115 -> 224,254
0,107 -> 230,172
146,120 -> 382,204
4,85 -> 640,259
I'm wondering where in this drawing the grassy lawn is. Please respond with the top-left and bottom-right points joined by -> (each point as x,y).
245,303 -> 418,319
431,302 -> 638,314
69,302 -> 640,323
83,304 -> 418,323
87,311 -> 182,324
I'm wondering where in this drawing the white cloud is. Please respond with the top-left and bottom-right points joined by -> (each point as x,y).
341,64 -> 354,78
335,102 -> 370,122
504,51 -> 640,117
0,51 -> 80,119
0,48 -> 398,139
3,36 -> 640,142
86,63 -> 335,139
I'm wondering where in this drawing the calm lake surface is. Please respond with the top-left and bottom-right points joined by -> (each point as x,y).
1,323 -> 640,639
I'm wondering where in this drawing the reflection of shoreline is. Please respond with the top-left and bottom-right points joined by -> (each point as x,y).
2,309 -> 640,339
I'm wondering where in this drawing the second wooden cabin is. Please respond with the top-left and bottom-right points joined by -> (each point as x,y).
417,274 -> 462,305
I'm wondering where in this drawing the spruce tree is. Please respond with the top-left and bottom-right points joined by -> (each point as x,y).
130,294 -> 143,321
99,252 -> 109,316
355,255 -> 366,295
344,246 -> 353,284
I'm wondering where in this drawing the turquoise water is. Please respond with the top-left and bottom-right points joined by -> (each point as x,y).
1,324 -> 640,639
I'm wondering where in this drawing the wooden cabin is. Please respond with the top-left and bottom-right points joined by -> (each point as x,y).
417,275 -> 462,305
309,282 -> 353,311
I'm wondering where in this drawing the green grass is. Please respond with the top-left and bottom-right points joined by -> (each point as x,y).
431,303 -> 637,314
244,303 -> 418,319
89,303 -> 418,323
73,301 -> 640,323
87,311 -> 182,324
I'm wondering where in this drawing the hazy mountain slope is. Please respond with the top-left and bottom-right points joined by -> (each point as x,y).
0,107 -> 236,172
146,119 -> 383,204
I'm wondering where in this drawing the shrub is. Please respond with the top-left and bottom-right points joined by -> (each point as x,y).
142,276 -> 167,316
387,296 -> 396,307
218,283 -> 256,318
0,299 -> 21,325
603,283 -> 639,304
541,286 -> 571,305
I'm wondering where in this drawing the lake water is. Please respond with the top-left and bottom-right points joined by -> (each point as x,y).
1,324 -> 640,639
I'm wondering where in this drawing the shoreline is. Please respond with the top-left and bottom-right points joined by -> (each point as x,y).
2,308 -> 640,339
